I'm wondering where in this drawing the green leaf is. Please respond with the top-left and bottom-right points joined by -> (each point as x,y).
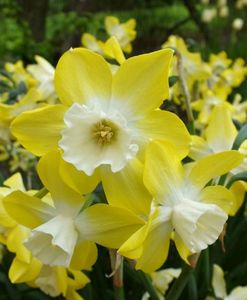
226,171 -> 247,188
232,124 -> 247,150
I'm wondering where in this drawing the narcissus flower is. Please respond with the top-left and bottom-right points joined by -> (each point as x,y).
116,142 -> 242,272
105,16 -> 136,53
206,264 -> 247,300
27,55 -> 56,102
11,47 -> 190,211
3,150 -> 144,268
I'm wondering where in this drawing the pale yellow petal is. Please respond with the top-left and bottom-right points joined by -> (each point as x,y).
188,151 -> 244,190
78,204 -> 144,249
136,110 -> 191,159
101,158 -> 151,216
205,105 -> 237,152
54,48 -> 112,106
112,49 -> 173,116
11,105 -> 66,156
143,141 -> 184,201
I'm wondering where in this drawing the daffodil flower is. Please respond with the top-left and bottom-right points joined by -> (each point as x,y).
3,150 -> 144,269
189,104 -> 247,214
206,264 -> 247,300
105,16 -> 136,53
27,55 -> 56,102
142,268 -> 181,300
11,47 -> 190,213
81,33 -> 105,55
114,142 -> 243,272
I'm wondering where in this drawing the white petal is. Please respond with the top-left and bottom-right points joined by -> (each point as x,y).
34,265 -> 61,297
25,215 -> 78,267
227,286 -> 247,300
59,103 -> 138,175
172,200 -> 227,253
212,264 -> 227,299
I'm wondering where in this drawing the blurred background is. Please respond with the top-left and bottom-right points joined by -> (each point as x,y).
0,0 -> 247,64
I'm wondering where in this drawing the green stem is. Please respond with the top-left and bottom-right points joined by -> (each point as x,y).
109,250 -> 125,300
175,49 -> 195,134
137,271 -> 160,300
166,264 -> 193,300
34,187 -> 48,198
202,249 -> 210,291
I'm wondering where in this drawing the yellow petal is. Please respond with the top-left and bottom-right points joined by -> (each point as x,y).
188,151 -> 244,190
118,224 -> 149,259
200,185 -> 237,216
144,141 -> 184,200
11,104 -> 66,156
59,158 -> 100,195
101,158 -> 151,216
37,150 -> 85,215
78,204 -> 144,249
135,221 -> 172,273
112,49 -> 173,116
4,173 -> 25,191
205,104 -> 237,152
189,135 -> 213,160
136,110 -> 191,158
54,48 -> 112,106
70,240 -> 97,271
9,256 -> 42,284
67,269 -> 90,289
173,233 -> 191,264
103,36 -> 126,65
3,191 -> 55,229
105,16 -> 119,33
229,181 -> 247,215
7,226 -> 30,263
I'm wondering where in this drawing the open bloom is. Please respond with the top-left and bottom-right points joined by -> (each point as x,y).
105,16 -> 136,53
3,150 -> 143,269
206,264 -> 247,300
117,142 -> 243,272
11,47 -> 190,212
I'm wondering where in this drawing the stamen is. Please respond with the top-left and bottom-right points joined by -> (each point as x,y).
92,120 -> 117,145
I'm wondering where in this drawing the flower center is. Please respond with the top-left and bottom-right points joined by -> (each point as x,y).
92,119 -> 117,145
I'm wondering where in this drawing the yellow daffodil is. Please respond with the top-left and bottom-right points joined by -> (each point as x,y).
189,104 -> 247,214
5,60 -> 36,89
31,265 -> 89,300
162,35 -> 210,82
142,268 -> 181,300
3,150 -> 144,269
11,47 -> 191,211
27,55 -> 57,102
81,33 -> 105,55
105,16 -> 136,53
116,142 -> 243,272
206,264 -> 247,300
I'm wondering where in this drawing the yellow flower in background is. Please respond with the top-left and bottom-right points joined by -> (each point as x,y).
11,47 -> 191,214
162,35 -> 210,82
27,55 -> 57,102
4,60 -> 36,89
105,16 -> 136,53
81,33 -> 105,55
190,104 -> 247,214
30,265 -> 90,300
142,268 -> 181,299
205,264 -> 247,300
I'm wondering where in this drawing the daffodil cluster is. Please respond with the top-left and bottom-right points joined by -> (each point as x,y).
0,16 -> 247,300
